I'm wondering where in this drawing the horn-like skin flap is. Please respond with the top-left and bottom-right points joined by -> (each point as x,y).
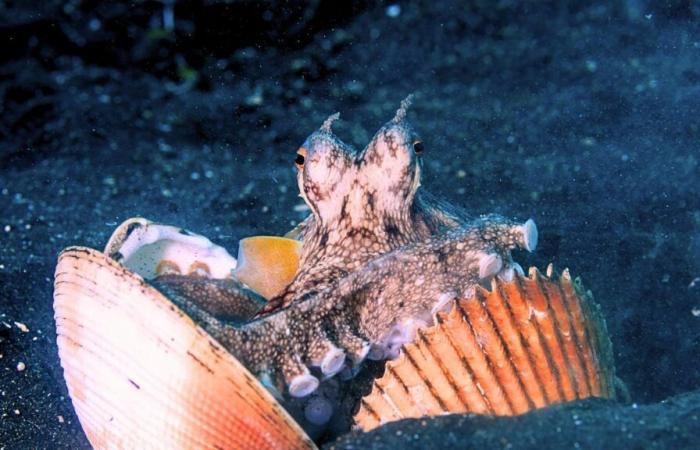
354,266 -> 615,431
233,236 -> 302,299
54,247 -> 316,450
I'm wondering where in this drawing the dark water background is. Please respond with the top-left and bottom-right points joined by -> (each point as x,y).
1,1 -> 699,448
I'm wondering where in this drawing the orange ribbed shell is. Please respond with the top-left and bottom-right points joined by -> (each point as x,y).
354,266 -> 615,431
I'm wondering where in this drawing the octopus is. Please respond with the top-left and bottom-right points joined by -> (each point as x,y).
150,96 -> 537,403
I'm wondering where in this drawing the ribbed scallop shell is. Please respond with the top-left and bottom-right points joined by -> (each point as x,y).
54,247 -> 316,450
354,266 -> 615,431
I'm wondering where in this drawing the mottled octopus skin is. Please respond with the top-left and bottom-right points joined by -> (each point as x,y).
264,98 -> 468,314
158,215 -> 534,397
156,96 -> 469,323
151,97 -> 536,398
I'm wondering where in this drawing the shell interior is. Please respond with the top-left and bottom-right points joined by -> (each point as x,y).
234,235 -> 302,299
103,217 -> 237,280
54,247 -> 316,450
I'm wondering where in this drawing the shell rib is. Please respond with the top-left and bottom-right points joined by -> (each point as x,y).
354,266 -> 615,431
54,247 -> 315,450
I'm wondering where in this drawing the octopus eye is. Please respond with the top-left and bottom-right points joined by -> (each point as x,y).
295,147 -> 307,168
413,141 -> 424,154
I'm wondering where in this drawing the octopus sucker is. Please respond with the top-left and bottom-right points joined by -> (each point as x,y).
478,252 -> 503,279
53,97 -> 617,447
283,354 -> 320,398
310,341 -> 346,377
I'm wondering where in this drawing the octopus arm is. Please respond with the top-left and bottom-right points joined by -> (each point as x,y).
151,274 -> 268,324
158,217 -> 537,400
414,190 -> 472,233
284,215 -> 314,241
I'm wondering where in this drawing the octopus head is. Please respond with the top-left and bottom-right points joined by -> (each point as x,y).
358,95 -> 423,214
295,114 -> 357,224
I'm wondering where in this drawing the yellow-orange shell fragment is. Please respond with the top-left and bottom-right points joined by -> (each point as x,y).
234,236 -> 302,299
54,247 -> 316,450
354,267 -> 615,432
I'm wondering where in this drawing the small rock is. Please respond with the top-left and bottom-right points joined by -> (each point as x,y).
244,90 -> 264,107
386,4 -> 401,18
14,322 -> 29,333
17,361 -> 26,371
344,80 -> 365,97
